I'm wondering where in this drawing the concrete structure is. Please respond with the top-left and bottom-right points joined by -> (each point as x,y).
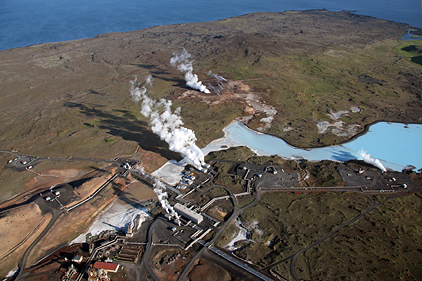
72,255 -> 83,263
87,267 -> 109,281
174,203 -> 203,224
63,264 -> 78,280
126,220 -> 133,238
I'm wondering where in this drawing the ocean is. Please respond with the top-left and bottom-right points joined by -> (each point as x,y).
0,0 -> 421,51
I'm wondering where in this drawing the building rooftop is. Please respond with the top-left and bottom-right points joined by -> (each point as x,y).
93,261 -> 120,272
174,203 -> 203,224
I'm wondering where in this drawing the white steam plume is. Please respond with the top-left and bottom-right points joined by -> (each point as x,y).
170,48 -> 211,94
129,76 -> 205,169
206,71 -> 227,96
358,149 -> 387,172
207,70 -> 227,82
153,180 -> 181,226
129,164 -> 145,175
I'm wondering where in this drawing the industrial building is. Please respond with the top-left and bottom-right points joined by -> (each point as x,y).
92,261 -> 120,273
174,203 -> 203,224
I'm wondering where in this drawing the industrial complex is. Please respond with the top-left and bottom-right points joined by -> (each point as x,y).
1,151 -> 421,281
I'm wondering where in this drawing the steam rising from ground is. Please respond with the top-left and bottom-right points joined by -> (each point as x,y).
129,76 -> 205,168
153,180 -> 181,226
170,48 -> 211,93
358,149 -> 387,172
129,166 -> 181,225
207,70 -> 227,82
206,71 -> 227,95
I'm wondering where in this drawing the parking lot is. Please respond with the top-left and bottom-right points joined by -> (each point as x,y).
337,166 -> 419,192
6,155 -> 42,171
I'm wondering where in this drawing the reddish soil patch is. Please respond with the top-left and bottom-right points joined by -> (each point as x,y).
173,80 -> 261,106
187,259 -> 231,281
152,248 -> 191,281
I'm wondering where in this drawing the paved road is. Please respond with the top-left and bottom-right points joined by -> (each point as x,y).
4,150 -> 399,280
176,183 -> 274,281
209,245 -> 274,281
66,173 -> 118,212
0,150 -> 130,280
141,219 -> 160,281
201,248 -> 262,281
0,150 -> 19,156
14,209 -> 64,281
177,185 -> 241,281
130,174 -> 251,280
1,150 -> 130,172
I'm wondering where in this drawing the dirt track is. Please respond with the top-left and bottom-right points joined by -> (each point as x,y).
0,203 -> 42,257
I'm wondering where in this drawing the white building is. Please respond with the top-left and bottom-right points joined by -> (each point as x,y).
174,203 -> 203,224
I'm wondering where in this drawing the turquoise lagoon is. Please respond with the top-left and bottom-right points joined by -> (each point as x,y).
202,121 -> 422,171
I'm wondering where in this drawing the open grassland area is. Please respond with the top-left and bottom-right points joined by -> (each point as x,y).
300,160 -> 345,187
394,39 -> 422,66
236,38 -> 422,147
0,10 -> 420,168
214,174 -> 246,194
237,196 -> 255,208
293,193 -> 422,280
208,186 -> 229,198
205,146 -> 302,173
247,155 -> 302,173
211,161 -> 247,194
172,100 -> 245,148
0,167 -> 37,204
205,146 -> 256,162
409,171 -> 422,186
0,160 -> 110,204
218,192 -> 372,267
216,223 -> 239,248
215,188 -> 422,280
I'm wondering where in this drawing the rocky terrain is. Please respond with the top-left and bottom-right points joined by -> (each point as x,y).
1,10 -> 422,280
1,10 -> 420,164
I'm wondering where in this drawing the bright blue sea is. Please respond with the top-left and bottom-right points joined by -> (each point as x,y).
1,0 -> 421,51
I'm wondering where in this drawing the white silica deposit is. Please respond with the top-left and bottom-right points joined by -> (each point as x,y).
72,198 -> 149,244
151,160 -> 185,186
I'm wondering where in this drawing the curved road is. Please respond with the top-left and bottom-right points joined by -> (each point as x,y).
177,182 -> 266,281
177,184 -> 241,281
0,150 -> 128,280
0,150 -> 19,156
14,209 -> 64,280
141,219 -> 160,281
